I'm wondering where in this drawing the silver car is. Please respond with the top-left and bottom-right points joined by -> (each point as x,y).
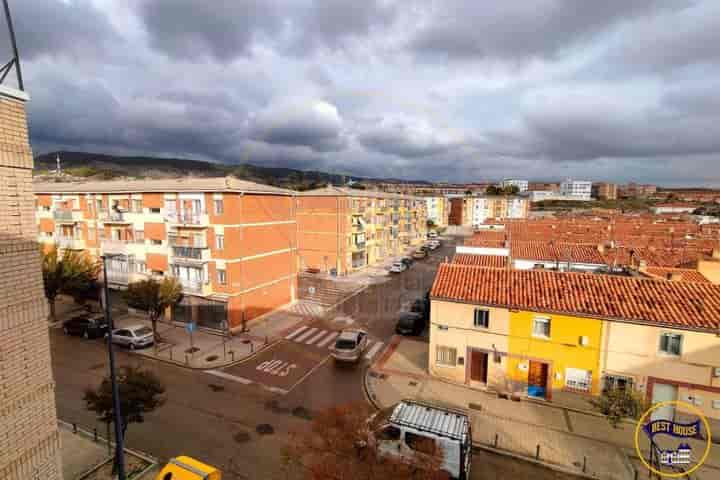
330,329 -> 369,362
111,325 -> 155,350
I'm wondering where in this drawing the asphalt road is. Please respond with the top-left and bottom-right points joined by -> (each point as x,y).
51,240 -> 456,479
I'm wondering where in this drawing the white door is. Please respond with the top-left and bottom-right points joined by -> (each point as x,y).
651,383 -> 677,421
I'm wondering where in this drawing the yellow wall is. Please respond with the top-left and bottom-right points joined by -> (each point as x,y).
507,311 -> 603,394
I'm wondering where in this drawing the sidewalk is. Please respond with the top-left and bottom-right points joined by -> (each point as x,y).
59,421 -> 157,479
366,338 -> 720,480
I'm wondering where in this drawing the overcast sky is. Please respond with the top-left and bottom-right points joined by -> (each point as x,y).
4,0 -> 720,185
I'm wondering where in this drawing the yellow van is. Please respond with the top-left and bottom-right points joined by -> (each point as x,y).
154,456 -> 221,480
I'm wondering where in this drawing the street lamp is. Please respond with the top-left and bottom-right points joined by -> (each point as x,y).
100,256 -> 126,480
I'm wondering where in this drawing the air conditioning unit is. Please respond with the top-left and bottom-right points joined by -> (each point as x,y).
713,367 -> 720,378
579,336 -> 590,346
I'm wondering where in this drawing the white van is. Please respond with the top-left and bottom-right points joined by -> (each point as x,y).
368,400 -> 472,479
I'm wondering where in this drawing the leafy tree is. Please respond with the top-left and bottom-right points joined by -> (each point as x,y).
427,219 -> 437,228
123,277 -> 182,342
503,185 -> 520,195
590,388 -> 647,428
84,366 -> 166,474
283,403 -> 446,480
41,245 -> 100,321
485,185 -> 500,195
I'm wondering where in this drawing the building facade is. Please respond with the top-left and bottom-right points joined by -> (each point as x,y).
591,182 -> 618,200
501,179 -> 529,192
448,196 -> 530,227
296,186 -> 427,274
0,86 -> 63,479
424,196 -> 450,227
429,264 -> 720,429
560,179 -> 592,200
35,178 -> 297,331
619,182 -> 658,199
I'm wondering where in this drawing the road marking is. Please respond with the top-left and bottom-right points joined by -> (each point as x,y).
294,327 -> 317,343
206,370 -> 253,385
365,341 -> 384,360
317,331 -> 339,348
285,355 -> 332,395
306,329 -> 327,345
285,325 -> 308,340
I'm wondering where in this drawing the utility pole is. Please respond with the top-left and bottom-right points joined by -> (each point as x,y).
101,256 -> 126,480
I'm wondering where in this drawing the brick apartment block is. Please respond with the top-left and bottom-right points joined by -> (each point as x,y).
35,178 -> 298,331
0,85 -> 63,479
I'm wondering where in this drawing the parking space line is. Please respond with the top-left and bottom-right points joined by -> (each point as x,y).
285,325 -> 308,340
206,370 -> 253,385
365,341 -> 384,360
285,355 -> 331,395
317,331 -> 339,348
294,327 -> 317,343
305,330 -> 327,345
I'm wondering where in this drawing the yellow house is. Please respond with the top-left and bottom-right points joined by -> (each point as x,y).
430,263 -> 720,429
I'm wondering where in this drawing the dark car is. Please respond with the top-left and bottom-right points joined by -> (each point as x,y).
410,298 -> 429,320
401,257 -> 414,267
395,312 -> 426,335
62,314 -> 108,339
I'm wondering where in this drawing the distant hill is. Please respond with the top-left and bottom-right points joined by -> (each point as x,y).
33,151 -> 426,190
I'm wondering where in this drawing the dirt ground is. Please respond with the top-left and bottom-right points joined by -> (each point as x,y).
472,448 -> 586,480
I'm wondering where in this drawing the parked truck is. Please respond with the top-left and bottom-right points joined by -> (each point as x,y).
154,456 -> 221,480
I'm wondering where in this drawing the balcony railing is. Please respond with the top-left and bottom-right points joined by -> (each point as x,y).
177,279 -> 204,294
57,236 -> 84,250
105,270 -> 129,285
101,239 -> 129,255
165,211 -> 205,225
53,210 -> 76,222
172,246 -> 205,260
99,210 -> 128,222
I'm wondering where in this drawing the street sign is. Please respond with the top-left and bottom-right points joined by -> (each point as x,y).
186,322 -> 196,333
308,286 -> 316,295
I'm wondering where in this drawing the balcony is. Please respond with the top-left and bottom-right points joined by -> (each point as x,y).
105,269 -> 129,285
57,236 -> 85,250
165,211 -> 207,226
53,209 -> 80,223
99,210 -> 130,223
177,279 -> 204,294
171,246 -> 209,262
101,239 -> 129,255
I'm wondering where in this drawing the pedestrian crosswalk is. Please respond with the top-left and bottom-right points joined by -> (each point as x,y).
284,325 -> 384,361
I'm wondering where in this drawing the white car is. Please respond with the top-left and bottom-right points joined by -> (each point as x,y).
330,329 -> 369,362
389,261 -> 407,273
428,231 -> 438,239
110,325 -> 155,350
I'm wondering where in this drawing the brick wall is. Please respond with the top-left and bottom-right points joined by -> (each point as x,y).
0,89 -> 62,479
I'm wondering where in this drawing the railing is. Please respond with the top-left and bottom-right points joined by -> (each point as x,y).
178,279 -> 204,294
98,210 -> 127,222
57,236 -> 84,250
101,239 -> 129,255
165,211 -> 205,225
105,270 -> 129,285
172,246 -> 205,260
53,210 -> 75,222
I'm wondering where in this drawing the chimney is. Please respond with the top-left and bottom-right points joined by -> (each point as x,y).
669,272 -> 684,282
638,260 -> 648,272
597,243 -> 605,254
713,247 -> 720,261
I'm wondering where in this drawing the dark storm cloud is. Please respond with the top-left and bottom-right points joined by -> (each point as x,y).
357,118 -> 462,158
409,0 -> 679,61
138,0 -> 281,61
7,0 -> 120,61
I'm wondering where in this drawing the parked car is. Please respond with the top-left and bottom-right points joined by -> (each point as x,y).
412,249 -> 427,259
62,313 -> 108,339
428,231 -> 438,239
367,400 -> 472,480
401,257 -> 414,267
110,325 -> 155,350
410,298 -> 429,320
395,312 -> 425,335
420,244 -> 431,253
330,329 -> 369,362
389,261 -> 407,273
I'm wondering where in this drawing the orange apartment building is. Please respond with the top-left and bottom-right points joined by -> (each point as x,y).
34,178 -> 296,331
295,186 -> 428,274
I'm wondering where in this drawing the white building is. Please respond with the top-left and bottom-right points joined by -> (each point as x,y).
471,197 -> 488,226
424,196 -> 449,226
560,179 -> 592,200
501,179 -> 529,192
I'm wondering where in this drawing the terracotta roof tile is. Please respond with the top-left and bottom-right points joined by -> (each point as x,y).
643,267 -> 710,283
511,241 -> 605,265
431,263 -> 720,331
452,254 -> 508,268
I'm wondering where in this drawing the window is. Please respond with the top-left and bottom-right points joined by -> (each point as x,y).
473,309 -> 489,328
436,346 -> 457,366
132,199 -> 142,213
215,234 -> 224,251
88,228 -> 95,241
217,269 -> 227,285
150,239 -> 162,245
134,230 -> 144,243
214,199 -> 224,215
603,374 -> 634,393
377,425 -> 401,441
659,333 -> 683,356
565,368 -> 592,392
96,199 -> 102,212
135,262 -> 147,274
405,432 -> 437,455
532,316 -> 551,338
149,207 -> 161,214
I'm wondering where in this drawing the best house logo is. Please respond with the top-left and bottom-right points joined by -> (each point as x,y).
634,400 -> 712,478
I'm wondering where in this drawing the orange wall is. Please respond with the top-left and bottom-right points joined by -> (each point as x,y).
36,194 -> 52,207
144,222 -> 166,240
211,226 -> 240,259
146,253 -> 168,272
238,251 -> 294,290
240,195 -> 294,223
240,223 -> 295,258
142,193 -> 164,209
206,193 -> 241,225
297,213 -> 341,233
39,218 -> 54,233
227,277 -> 295,328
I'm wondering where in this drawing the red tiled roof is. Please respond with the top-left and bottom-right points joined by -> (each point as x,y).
452,254 -> 508,268
511,241 -> 605,264
431,263 -> 720,331
643,267 -> 710,284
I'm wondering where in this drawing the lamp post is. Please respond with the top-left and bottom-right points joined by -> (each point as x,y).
101,256 -> 126,480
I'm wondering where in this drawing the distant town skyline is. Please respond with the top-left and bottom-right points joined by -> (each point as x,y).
5,1 -> 720,186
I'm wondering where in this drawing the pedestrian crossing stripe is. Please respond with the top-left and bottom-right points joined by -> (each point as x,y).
365,341 -> 384,360
285,325 -> 308,340
305,329 -> 327,345
317,331 -> 339,347
294,327 -> 318,343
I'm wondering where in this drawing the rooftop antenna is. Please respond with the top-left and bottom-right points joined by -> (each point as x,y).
56,153 -> 61,176
1,0 -> 24,91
